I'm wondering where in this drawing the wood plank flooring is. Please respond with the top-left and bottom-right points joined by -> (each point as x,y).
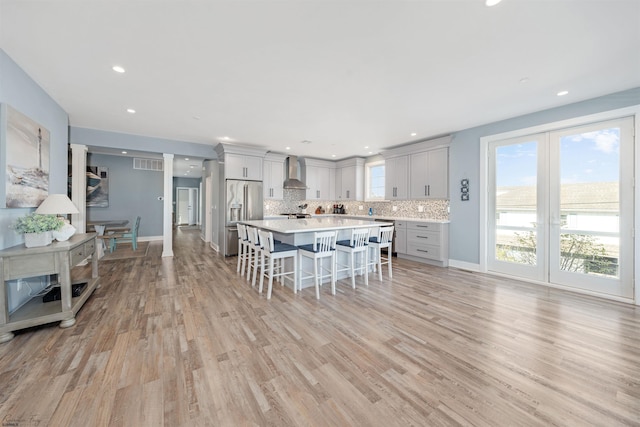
0,227 -> 638,426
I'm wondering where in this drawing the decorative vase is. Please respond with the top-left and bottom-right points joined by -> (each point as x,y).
24,231 -> 53,248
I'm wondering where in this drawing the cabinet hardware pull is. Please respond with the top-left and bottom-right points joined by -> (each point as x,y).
424,185 -> 427,196
428,185 -> 430,196
416,235 -> 429,239
416,225 -> 429,228
417,249 -> 429,253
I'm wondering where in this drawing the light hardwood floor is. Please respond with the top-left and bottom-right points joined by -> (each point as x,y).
0,227 -> 638,426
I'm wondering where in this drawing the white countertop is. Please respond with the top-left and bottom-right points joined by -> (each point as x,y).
241,217 -> 393,234
264,214 -> 449,224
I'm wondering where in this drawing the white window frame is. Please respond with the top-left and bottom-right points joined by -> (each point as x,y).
365,160 -> 385,201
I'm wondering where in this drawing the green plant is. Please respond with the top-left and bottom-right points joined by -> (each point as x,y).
13,213 -> 64,234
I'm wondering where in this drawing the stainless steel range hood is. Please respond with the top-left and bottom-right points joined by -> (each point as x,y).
283,156 -> 307,190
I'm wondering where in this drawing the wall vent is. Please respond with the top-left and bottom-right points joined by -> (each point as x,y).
133,158 -> 164,171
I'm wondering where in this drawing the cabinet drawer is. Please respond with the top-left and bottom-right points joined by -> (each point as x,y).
407,230 -> 440,245
3,253 -> 56,280
394,221 -> 407,229
407,222 -> 441,232
83,240 -> 96,257
406,242 -> 441,261
70,245 -> 87,267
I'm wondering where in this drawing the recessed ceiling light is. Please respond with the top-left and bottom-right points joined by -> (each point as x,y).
220,136 -> 231,141
126,108 -> 136,114
331,154 -> 336,157
368,151 -> 373,155
486,0 -> 502,6
410,132 -> 417,137
112,65 -> 125,73
285,146 -> 291,150
185,158 -> 189,160
364,146 -> 369,149
557,90 -> 569,96
121,151 -> 127,154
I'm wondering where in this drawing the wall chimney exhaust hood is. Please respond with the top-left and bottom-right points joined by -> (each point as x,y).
283,156 -> 307,190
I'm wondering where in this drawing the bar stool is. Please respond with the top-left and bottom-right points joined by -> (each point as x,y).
368,226 -> 394,281
335,228 -> 370,289
245,226 -> 262,287
297,231 -> 337,299
257,229 -> 298,299
236,223 -> 250,277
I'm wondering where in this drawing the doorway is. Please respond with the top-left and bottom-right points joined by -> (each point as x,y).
176,187 -> 199,226
486,116 -> 634,299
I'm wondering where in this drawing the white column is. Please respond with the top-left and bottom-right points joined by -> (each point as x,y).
69,144 -> 87,233
162,153 -> 174,257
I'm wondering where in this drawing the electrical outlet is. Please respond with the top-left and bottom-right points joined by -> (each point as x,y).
392,206 -> 398,212
418,205 -> 424,213
265,204 -> 270,210
359,205 -> 363,210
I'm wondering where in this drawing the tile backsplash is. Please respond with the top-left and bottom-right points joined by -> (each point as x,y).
264,189 -> 449,220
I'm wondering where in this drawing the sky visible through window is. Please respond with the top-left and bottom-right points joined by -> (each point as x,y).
496,128 -> 620,187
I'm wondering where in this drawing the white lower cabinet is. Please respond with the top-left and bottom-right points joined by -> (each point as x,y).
399,221 -> 449,267
394,221 -> 407,254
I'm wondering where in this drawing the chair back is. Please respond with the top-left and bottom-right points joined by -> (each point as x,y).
131,216 -> 141,236
376,226 -> 394,245
350,228 -> 370,248
258,229 -> 274,253
236,223 -> 247,240
313,231 -> 337,252
246,226 -> 260,247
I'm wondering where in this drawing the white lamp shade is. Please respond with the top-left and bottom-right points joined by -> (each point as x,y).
35,194 -> 80,215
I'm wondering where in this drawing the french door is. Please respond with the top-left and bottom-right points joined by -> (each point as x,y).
488,117 -> 634,298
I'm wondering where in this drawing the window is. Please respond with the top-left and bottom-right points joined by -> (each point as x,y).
365,161 -> 385,201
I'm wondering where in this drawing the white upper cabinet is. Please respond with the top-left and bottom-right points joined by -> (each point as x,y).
336,158 -> 364,201
384,156 -> 409,200
263,154 -> 285,199
225,154 -> 263,180
409,147 -> 449,199
382,135 -> 451,201
301,158 -> 335,200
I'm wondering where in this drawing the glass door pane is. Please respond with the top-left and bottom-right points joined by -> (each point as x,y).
488,136 -> 545,281
549,117 -> 633,297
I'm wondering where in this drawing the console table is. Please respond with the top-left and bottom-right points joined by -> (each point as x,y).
0,233 -> 99,343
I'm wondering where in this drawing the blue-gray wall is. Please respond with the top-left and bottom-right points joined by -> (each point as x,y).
0,49 -> 69,250
87,153 -> 164,237
70,127 -> 217,159
449,87 -> 640,265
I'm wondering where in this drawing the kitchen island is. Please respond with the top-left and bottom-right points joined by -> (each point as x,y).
240,217 -> 393,290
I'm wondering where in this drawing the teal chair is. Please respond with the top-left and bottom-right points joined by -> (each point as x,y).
109,216 -> 141,252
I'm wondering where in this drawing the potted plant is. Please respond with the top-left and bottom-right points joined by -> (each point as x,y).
12,213 -> 65,248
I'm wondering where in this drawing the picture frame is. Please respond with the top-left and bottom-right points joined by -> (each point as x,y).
86,166 -> 109,207
1,104 -> 50,208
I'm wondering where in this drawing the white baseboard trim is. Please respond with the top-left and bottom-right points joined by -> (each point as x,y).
448,259 -> 481,272
137,236 -> 163,242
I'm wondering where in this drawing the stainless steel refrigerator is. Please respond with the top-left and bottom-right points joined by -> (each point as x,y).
224,180 -> 263,256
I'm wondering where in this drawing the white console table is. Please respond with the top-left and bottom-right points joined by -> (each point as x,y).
0,233 -> 99,343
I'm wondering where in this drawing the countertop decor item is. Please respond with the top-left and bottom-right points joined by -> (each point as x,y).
12,213 -> 65,248
34,194 -> 80,241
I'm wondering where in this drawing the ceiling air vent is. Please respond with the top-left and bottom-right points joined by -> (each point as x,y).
133,158 -> 164,171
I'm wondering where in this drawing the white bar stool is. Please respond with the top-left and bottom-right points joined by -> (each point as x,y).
368,226 -> 394,280
335,228 -> 370,289
257,229 -> 298,299
297,231 -> 337,299
236,223 -> 250,277
245,226 -> 262,287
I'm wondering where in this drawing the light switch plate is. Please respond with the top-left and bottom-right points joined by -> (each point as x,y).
418,206 -> 424,212
392,206 -> 398,212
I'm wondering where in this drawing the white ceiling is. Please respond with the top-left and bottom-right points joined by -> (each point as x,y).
1,0 -> 639,176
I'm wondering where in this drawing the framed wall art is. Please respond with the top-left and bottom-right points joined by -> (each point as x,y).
1,104 -> 50,208
86,166 -> 109,208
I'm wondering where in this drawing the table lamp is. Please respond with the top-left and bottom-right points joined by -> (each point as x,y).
35,194 -> 80,241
